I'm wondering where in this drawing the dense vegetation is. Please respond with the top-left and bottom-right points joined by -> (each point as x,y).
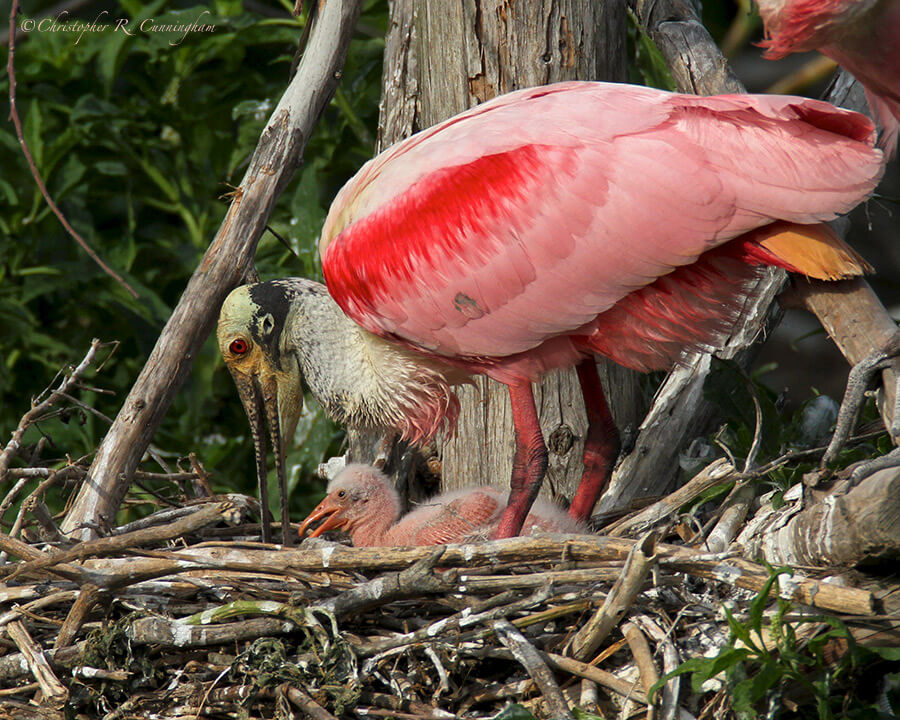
1,0 -> 386,515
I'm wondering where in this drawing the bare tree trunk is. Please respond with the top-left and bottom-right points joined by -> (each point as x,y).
369,0 -> 636,506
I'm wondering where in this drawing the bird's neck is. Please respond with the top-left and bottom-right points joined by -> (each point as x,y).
349,494 -> 402,546
288,284 -> 460,444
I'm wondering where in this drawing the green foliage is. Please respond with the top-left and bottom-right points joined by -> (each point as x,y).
1,0 -> 388,520
650,566 -> 893,719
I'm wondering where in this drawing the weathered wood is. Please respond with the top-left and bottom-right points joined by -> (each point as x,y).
70,535 -> 876,614
568,532 -> 657,660
59,0 -> 363,540
402,0 -> 637,505
737,468 -> 900,566
7,620 -> 68,707
606,458 -> 738,537
792,277 -> 898,434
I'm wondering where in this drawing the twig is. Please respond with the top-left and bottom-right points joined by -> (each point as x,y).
494,618 -> 573,720
4,501 -> 235,581
5,2 -> 138,298
623,621 -> 659,712
0,340 -> 103,492
607,459 -> 738,537
6,620 -> 69,707
284,685 -> 339,720
632,615 -> 682,720
53,584 -> 102,650
568,532 -> 658,660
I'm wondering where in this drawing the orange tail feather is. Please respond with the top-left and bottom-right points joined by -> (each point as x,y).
737,221 -> 872,280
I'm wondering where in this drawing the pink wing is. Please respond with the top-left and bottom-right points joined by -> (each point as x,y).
384,488 -> 504,546
321,82 -> 882,364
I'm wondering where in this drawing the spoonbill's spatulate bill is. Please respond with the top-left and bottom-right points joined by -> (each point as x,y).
757,0 -> 900,155
298,464 -> 586,547
218,81 -> 884,542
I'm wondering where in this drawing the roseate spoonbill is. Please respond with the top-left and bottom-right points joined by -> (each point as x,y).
297,463 -> 586,546
218,81 -> 883,543
757,0 -> 900,154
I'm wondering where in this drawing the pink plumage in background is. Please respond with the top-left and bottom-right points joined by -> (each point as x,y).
757,0 -> 900,154
219,81 -> 884,543
298,464 -> 586,547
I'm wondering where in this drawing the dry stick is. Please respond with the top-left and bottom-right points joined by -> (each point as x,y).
4,501 -> 232,581
359,587 -> 553,659
284,685 -> 340,720
0,340 -> 102,490
632,615 -> 682,720
0,591 -> 79,630
73,535 -> 877,614
53,584 -> 102,650
494,618 -> 573,720
59,0 -> 364,540
5,4 -> 137,298
6,620 -> 69,708
622,622 -> 659,714
24,496 -> 62,543
568,532 -> 658,660
705,482 -> 756,553
0,534 -> 85,583
607,459 -> 738,538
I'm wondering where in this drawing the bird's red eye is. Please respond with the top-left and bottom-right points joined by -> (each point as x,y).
229,338 -> 250,355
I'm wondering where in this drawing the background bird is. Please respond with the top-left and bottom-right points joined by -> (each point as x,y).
298,463 -> 586,546
218,81 -> 884,543
756,0 -> 900,155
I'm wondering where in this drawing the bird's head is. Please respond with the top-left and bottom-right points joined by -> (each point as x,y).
298,464 -> 400,542
217,281 -> 305,542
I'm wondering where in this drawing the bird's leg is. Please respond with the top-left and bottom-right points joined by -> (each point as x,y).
568,359 -> 621,523
818,330 -> 900,484
493,381 -> 548,539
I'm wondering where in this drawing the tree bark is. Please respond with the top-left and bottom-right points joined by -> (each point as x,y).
371,0 -> 635,507
60,0 -> 362,539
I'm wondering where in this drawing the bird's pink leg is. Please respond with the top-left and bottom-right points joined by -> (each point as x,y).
493,380 -> 548,539
568,359 -> 621,523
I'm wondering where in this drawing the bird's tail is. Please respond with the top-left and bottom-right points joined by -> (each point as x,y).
733,221 -> 872,280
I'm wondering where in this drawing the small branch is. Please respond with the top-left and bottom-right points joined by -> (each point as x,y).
5,500 -> 235,582
607,459 -> 738,537
494,618 -> 573,720
6,620 -> 69,707
568,532 -> 658,660
0,340 -> 103,489
622,621 -> 659,708
283,685 -> 339,720
5,1 -> 137,298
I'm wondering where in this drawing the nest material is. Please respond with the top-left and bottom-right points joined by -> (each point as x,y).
0,493 -> 895,720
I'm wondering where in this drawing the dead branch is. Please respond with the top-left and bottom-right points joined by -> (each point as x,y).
60,0 -> 363,540
606,459 -> 738,537
0,339 -> 103,491
737,467 -> 900,566
494,618 -> 573,720
568,532 -> 658,660
6,620 -> 68,707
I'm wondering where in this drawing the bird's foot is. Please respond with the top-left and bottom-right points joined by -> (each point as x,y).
814,330 -> 900,486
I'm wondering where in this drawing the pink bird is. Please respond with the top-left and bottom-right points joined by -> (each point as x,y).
298,463 -> 587,546
218,81 -> 883,543
757,0 -> 900,154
